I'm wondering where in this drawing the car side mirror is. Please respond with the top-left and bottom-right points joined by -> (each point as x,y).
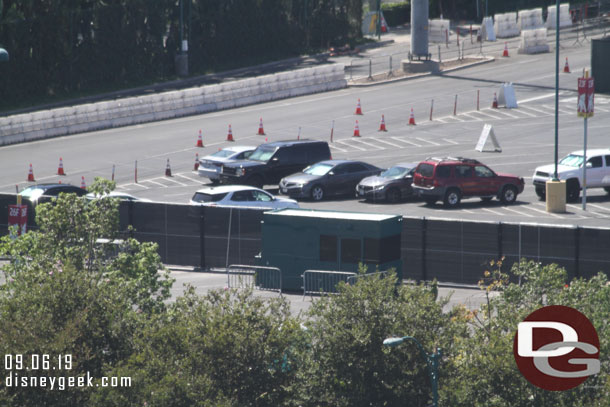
328,171 -> 334,176
586,162 -> 593,168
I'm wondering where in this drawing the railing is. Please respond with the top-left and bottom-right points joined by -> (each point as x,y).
302,269 -> 357,299
346,270 -> 389,285
227,264 -> 282,294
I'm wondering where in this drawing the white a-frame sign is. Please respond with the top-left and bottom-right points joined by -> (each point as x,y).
475,124 -> 502,152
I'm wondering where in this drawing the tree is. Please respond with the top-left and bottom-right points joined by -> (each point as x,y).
445,259 -> 610,406
294,266 -> 469,407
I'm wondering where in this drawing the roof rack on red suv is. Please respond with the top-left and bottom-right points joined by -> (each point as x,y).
412,157 -> 524,208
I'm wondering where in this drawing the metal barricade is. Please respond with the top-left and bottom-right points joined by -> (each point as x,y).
302,270 -> 357,299
227,264 -> 282,294
346,271 -> 389,286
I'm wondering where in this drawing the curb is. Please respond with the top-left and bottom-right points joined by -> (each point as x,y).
348,55 -> 495,87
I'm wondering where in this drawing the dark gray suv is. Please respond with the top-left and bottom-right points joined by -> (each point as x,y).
219,140 -> 331,188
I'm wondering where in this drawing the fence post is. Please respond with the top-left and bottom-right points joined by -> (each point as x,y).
388,55 -> 393,76
200,204 -> 206,270
422,217 -> 427,281
497,221 -> 503,260
574,226 -> 580,278
438,45 -> 441,64
368,59 -> 373,80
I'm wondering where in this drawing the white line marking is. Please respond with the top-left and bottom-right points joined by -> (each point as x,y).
493,109 -> 520,119
526,204 -> 566,219
163,177 -> 188,186
415,137 -> 440,146
141,179 -> 168,188
442,138 -> 459,145
329,143 -> 348,152
335,139 -> 367,151
503,206 -> 534,217
519,105 -> 550,115
513,108 -> 537,117
585,203 -> 610,213
175,173 -> 202,182
119,183 -> 148,190
435,118 -> 448,123
594,106 -> 609,113
482,207 -> 505,216
373,138 -> 404,148
477,109 -> 504,119
351,138 -> 385,150
461,112 -> 483,121
519,92 -> 557,104
391,137 -> 421,147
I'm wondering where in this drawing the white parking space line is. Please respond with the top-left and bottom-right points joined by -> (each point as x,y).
118,182 -> 149,190
164,177 -> 188,187
391,137 -> 421,147
519,105 -> 551,115
582,203 -> 610,213
513,108 -> 537,117
415,137 -> 440,146
475,109 -> 504,120
525,203 -> 566,219
435,118 -> 448,123
503,206 -> 535,217
175,172 -> 202,183
329,143 -> 348,152
373,138 -> 404,148
335,139 -> 367,151
442,138 -> 459,145
141,179 -> 168,188
461,112 -> 483,121
351,138 -> 385,150
481,207 -> 505,216
594,106 -> 609,113
493,109 -> 520,119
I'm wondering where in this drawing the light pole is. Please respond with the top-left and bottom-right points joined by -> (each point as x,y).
384,336 -> 441,407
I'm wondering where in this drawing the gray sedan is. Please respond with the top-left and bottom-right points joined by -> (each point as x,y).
356,163 -> 417,203
279,160 -> 381,201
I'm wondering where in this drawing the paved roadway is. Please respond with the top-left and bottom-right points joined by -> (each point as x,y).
1,38 -> 609,227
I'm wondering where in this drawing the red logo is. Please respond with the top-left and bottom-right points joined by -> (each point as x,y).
513,305 -> 600,391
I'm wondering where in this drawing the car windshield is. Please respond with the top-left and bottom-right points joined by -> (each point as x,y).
248,147 -> 277,162
191,192 -> 227,202
304,163 -> 334,176
559,154 -> 584,167
381,166 -> 410,179
210,149 -> 234,158
19,187 -> 46,200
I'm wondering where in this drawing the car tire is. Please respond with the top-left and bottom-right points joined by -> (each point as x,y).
311,185 -> 325,201
248,175 -> 264,189
535,186 -> 546,200
604,187 -> 610,195
481,197 -> 493,203
424,196 -> 437,206
386,188 -> 401,203
500,185 -> 518,204
210,179 -> 220,185
443,188 -> 461,208
566,179 -> 580,203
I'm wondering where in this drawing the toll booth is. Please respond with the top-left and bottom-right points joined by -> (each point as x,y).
260,208 -> 403,291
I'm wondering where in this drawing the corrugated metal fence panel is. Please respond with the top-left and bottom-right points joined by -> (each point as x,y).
165,203 -> 200,266
130,202 -> 169,262
402,218 -> 423,281
579,227 -> 610,279
426,219 -> 465,283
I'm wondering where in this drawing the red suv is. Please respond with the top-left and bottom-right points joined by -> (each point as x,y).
412,157 -> 525,207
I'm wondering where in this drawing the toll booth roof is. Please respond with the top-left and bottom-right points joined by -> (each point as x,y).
268,208 -> 401,222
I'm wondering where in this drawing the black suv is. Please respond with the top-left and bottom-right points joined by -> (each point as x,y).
219,140 -> 331,188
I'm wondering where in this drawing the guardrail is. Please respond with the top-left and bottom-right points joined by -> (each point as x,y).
227,264 -> 282,294
302,269 -> 357,299
346,271 -> 389,286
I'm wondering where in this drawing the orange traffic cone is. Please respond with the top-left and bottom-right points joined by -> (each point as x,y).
27,164 -> 35,182
227,124 -> 235,142
194,153 -> 200,171
196,130 -> 204,147
378,115 -> 387,132
353,120 -> 361,137
563,57 -> 571,73
57,157 -> 66,175
408,108 -> 416,125
257,117 -> 265,135
492,92 -> 498,108
502,42 -> 509,57
165,158 -> 172,177
80,176 -> 86,189
355,98 -> 363,115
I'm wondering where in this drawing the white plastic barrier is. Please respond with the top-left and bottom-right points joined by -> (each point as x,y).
546,4 -> 572,29
518,28 -> 550,54
494,12 -> 520,38
428,19 -> 450,43
518,8 -> 544,31
480,16 -> 496,41
497,83 -> 518,108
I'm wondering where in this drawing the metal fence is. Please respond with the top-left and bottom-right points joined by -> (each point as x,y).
302,270 -> 357,299
227,264 -> 282,294
1,195 -> 609,286
348,14 -> 610,81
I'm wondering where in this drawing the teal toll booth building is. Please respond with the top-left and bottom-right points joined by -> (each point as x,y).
260,209 -> 403,291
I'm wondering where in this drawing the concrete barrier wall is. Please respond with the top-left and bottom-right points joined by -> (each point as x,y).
546,4 -> 572,29
518,28 -> 550,54
494,12 -> 520,38
518,8 -> 544,31
0,64 -> 346,146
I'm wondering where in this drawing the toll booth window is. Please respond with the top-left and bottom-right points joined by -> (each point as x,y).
320,235 -> 337,262
341,238 -> 361,263
380,235 -> 401,262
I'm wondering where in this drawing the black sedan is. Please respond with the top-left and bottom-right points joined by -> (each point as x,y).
356,163 -> 417,203
279,160 -> 382,201
20,183 -> 88,205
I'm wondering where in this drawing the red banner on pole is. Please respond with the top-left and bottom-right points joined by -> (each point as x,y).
8,204 -> 27,236
577,77 -> 594,118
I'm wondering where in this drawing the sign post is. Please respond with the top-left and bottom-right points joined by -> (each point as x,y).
577,73 -> 594,210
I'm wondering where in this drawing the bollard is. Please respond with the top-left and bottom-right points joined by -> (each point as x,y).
445,28 -> 449,48
350,60 -> 354,81
453,94 -> 458,116
368,59 -> 373,80
388,55 -> 393,76
461,41 -> 465,59
438,45 -> 442,64
135,160 -> 138,183
477,90 -> 480,111
112,164 -> 115,181
330,120 -> 335,143
457,27 -> 460,47
470,24 -> 473,44
429,99 -> 434,121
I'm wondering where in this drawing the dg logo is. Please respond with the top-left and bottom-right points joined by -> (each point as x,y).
513,305 -> 600,391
